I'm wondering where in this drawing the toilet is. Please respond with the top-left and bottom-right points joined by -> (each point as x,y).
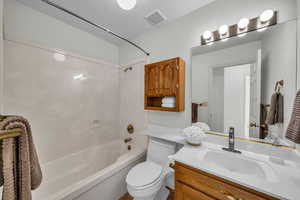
126,138 -> 176,200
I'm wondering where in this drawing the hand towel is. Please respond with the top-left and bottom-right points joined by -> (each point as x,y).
162,97 -> 176,104
266,93 -> 284,125
286,91 -> 300,144
0,116 -> 42,200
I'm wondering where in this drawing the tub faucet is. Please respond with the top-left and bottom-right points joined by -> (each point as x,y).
222,127 -> 241,154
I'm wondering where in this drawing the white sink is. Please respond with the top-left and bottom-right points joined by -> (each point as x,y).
202,150 -> 278,182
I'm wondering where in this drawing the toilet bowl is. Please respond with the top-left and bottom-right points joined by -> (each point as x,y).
126,138 -> 176,200
126,161 -> 164,200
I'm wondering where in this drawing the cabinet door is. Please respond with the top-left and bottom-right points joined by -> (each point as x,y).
158,59 -> 178,96
145,64 -> 159,96
176,182 -> 215,200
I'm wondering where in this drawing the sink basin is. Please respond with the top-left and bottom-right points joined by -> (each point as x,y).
203,150 -> 277,182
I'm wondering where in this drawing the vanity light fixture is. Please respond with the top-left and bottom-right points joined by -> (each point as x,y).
201,10 -> 277,45
117,0 -> 136,10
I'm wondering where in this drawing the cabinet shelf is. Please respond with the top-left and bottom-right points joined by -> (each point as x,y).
144,57 -> 185,112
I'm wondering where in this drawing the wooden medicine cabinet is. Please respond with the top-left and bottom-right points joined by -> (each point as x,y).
144,57 -> 185,112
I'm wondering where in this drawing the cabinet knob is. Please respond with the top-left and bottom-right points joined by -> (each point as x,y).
176,84 -> 179,89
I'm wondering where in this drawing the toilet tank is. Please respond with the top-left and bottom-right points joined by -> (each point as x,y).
146,138 -> 176,167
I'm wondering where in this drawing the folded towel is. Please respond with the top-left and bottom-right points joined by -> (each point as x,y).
162,96 -> 176,104
286,91 -> 300,144
266,93 -> 284,125
0,116 -> 42,200
162,103 -> 175,108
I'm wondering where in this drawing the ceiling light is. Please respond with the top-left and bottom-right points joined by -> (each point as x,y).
117,0 -> 136,10
53,52 -> 66,62
203,30 -> 212,40
260,10 -> 274,23
238,18 -> 249,30
218,25 -> 229,36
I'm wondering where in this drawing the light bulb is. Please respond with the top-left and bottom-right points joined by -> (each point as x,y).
203,30 -> 212,40
218,25 -> 229,36
260,10 -> 274,23
116,0 -> 136,10
238,18 -> 249,30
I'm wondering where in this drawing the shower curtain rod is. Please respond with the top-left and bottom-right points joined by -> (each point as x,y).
40,0 -> 150,56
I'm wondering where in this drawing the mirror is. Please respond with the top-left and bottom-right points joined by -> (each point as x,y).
191,20 -> 297,142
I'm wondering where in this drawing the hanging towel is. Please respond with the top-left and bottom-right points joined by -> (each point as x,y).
192,103 -> 198,123
0,116 -> 42,200
266,93 -> 284,125
286,91 -> 300,144
259,104 -> 269,139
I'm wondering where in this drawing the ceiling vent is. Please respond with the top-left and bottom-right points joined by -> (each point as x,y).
145,10 -> 167,25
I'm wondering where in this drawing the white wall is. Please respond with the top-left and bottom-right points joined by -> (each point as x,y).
119,0 -> 297,128
4,0 -> 119,64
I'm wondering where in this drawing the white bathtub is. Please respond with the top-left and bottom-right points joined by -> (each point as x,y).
33,141 -> 146,200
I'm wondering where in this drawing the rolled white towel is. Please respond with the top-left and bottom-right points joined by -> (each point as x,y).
162,103 -> 176,108
192,122 -> 211,132
162,96 -> 176,104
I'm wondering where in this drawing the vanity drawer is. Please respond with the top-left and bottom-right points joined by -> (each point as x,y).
176,181 -> 216,200
175,162 -> 278,200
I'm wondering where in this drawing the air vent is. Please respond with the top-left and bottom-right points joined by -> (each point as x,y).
145,10 -> 167,25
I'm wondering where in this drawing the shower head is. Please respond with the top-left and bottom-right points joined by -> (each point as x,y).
123,66 -> 133,72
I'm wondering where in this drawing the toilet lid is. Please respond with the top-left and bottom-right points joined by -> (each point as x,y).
126,161 -> 163,188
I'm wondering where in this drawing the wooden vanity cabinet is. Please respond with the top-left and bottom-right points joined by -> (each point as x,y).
145,57 -> 185,112
174,162 -> 279,200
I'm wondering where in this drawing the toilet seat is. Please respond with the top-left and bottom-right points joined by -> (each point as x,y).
126,161 -> 163,189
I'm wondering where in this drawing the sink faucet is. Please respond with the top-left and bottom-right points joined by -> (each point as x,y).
222,127 -> 241,154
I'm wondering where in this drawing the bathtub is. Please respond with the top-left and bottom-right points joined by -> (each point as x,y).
33,140 -> 146,200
